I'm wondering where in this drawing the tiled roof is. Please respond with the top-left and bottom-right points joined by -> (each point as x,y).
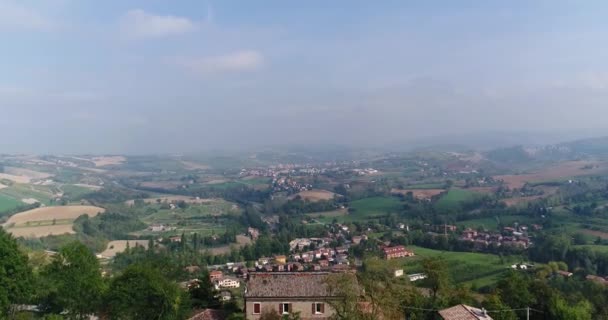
439,304 -> 493,320
245,272 -> 335,298
188,309 -> 226,320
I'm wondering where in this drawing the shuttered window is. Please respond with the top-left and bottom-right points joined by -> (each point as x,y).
253,303 -> 261,314
313,302 -> 324,314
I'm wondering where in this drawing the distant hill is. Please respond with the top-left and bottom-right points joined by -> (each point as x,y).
558,136 -> 608,156
484,136 -> 608,164
485,146 -> 533,164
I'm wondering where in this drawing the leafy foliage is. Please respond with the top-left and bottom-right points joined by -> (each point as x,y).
105,264 -> 187,320
0,228 -> 33,317
39,241 -> 105,319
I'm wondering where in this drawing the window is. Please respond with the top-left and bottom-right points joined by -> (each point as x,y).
313,302 -> 325,314
281,303 -> 290,314
253,303 -> 261,314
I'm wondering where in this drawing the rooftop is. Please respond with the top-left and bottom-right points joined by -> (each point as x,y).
188,309 -> 226,320
245,272 -> 336,298
439,304 -> 493,320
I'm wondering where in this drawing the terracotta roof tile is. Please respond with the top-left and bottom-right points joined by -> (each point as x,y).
439,304 -> 493,320
245,272 -> 334,298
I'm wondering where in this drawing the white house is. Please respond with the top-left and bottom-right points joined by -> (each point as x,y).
215,277 -> 240,290
408,273 -> 427,282
394,269 -> 404,278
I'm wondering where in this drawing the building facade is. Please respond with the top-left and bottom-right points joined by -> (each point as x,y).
244,272 -> 342,320
383,246 -> 415,260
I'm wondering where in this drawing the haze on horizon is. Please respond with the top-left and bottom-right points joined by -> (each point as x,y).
3,0 -> 608,154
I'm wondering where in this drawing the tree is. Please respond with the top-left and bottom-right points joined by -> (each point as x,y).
482,293 -> 517,320
40,241 -> 105,319
495,271 -> 534,310
422,257 -> 450,301
189,269 -> 219,309
325,273 -> 364,320
0,229 -> 33,317
104,264 -> 186,320
358,258 -> 409,319
549,295 -> 592,320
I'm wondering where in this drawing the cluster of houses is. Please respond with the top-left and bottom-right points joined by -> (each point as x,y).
148,224 -> 176,232
382,245 -> 415,260
351,168 -> 379,175
251,238 -> 352,272
457,225 -> 538,249
272,176 -> 312,193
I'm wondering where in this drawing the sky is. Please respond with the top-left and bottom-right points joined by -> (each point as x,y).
2,0 -> 608,154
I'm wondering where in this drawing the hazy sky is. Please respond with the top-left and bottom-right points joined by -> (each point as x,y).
2,0 -> 608,154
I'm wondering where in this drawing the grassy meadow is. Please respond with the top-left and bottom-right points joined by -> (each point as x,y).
344,196 -> 403,221
434,188 -> 482,211
397,246 -> 517,287
0,193 -> 22,212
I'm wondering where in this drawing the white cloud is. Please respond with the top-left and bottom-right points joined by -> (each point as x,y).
120,9 -> 197,39
0,1 -> 53,31
177,50 -> 264,74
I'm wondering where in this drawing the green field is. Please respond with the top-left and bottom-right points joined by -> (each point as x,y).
346,196 -> 403,221
434,188 -> 481,211
572,245 -> 608,253
305,209 -> 348,224
398,246 -> 516,287
131,199 -> 241,236
203,181 -> 243,190
0,184 -> 54,205
239,177 -> 270,186
405,183 -> 445,189
61,184 -> 95,199
140,200 -> 240,223
0,193 -> 22,212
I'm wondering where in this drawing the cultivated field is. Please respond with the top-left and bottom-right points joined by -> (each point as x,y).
465,187 -> 497,194
495,160 -> 607,189
290,189 -> 337,202
91,156 -> 126,167
391,188 -> 444,200
0,193 -> 22,212
205,179 -> 230,185
0,184 -> 56,205
501,196 -> 544,206
400,246 -> 515,287
0,173 -> 31,184
100,240 -> 149,258
581,229 -> 608,240
125,196 -> 220,205
306,208 -> 348,218
140,181 -> 184,189
73,183 -> 103,190
181,160 -> 210,170
4,167 -> 53,180
343,196 -> 403,222
434,188 -> 482,211
306,209 -> 348,224
7,224 -> 76,238
4,205 -> 105,226
209,235 -> 252,255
